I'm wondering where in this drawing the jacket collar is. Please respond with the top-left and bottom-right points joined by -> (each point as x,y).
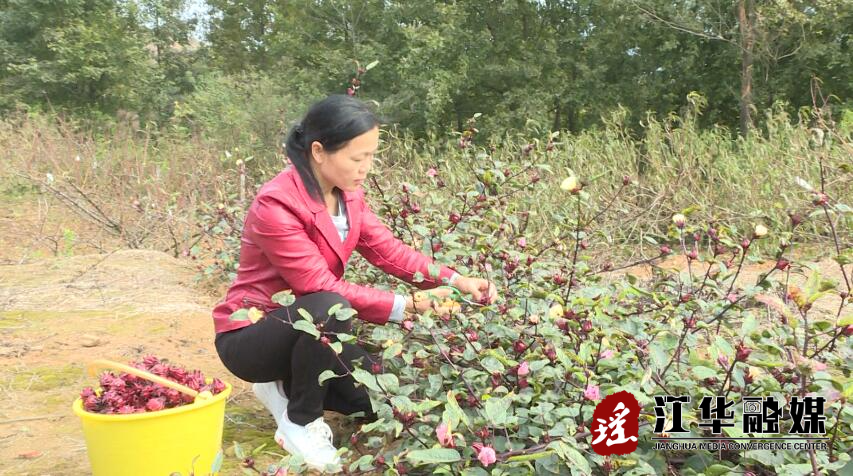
283,164 -> 361,267
285,163 -> 358,212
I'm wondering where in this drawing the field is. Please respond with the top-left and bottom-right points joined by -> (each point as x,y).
0,111 -> 850,475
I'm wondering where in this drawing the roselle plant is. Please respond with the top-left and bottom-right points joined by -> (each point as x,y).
214,114 -> 851,475
80,356 -> 227,415
232,138 -> 850,476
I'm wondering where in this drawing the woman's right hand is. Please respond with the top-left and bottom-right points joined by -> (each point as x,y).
405,287 -> 459,315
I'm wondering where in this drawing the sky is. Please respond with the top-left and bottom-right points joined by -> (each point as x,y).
184,0 -> 209,40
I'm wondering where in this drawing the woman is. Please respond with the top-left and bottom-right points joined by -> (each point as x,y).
212,94 -> 498,471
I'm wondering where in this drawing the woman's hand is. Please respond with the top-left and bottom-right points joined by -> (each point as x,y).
405,287 -> 458,315
453,275 -> 499,305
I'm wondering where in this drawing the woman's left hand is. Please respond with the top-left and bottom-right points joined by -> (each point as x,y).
453,276 -> 499,305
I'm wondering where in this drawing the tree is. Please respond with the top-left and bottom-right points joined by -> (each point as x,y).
0,0 -> 154,113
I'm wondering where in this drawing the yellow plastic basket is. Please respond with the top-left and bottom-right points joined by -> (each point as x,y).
72,359 -> 232,476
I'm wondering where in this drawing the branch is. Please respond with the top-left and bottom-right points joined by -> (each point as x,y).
632,2 -> 739,48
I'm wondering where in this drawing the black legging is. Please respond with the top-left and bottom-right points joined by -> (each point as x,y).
215,292 -> 379,425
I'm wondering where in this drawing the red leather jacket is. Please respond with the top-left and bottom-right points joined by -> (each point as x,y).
212,165 -> 458,333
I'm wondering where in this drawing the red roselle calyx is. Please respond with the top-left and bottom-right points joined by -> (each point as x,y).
789,212 -> 803,227
735,343 -> 752,361
545,346 -> 557,361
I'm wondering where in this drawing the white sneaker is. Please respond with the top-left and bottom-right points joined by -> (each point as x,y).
275,411 -> 341,471
252,381 -> 289,426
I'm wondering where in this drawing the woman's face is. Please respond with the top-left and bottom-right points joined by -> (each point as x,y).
310,126 -> 378,194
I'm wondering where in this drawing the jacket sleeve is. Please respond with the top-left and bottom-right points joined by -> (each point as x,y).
356,199 -> 458,289
246,195 -> 394,325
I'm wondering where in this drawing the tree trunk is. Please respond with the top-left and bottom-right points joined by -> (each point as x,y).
737,0 -> 755,136
566,101 -> 577,134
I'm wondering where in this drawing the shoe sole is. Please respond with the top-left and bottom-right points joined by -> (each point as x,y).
274,430 -> 341,472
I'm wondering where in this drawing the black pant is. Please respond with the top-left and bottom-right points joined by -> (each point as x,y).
215,292 -> 379,425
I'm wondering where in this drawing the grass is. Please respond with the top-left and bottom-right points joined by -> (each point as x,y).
6,363 -> 84,392
1,108 -> 849,267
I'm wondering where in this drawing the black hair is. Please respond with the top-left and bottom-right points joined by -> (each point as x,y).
284,94 -> 380,203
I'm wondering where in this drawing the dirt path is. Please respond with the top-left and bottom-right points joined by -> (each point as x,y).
0,193 -> 848,475
0,249 -> 235,475
0,195 -> 356,475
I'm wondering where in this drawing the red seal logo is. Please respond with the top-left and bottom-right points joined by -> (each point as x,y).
591,390 -> 641,455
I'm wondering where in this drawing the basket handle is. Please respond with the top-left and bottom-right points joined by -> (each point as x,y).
86,359 -> 212,401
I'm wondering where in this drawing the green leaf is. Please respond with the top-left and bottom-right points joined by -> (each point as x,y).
549,441 -> 591,474
351,368 -> 381,392
233,441 -> 245,459
444,390 -> 470,427
481,356 -> 505,374
649,342 -> 667,371
377,373 -> 399,392
714,336 -> 734,359
364,60 -> 379,71
329,341 -> 343,354
297,307 -> 314,322
271,290 -> 296,306
292,319 -> 320,338
692,366 -> 718,380
335,307 -> 358,321
210,450 -> 223,473
383,342 -> 403,360
741,314 -> 758,337
328,303 -> 342,316
229,309 -> 249,321
705,463 -> 735,476
484,396 -> 511,426
336,332 -> 357,343
405,448 -> 461,465
318,370 -> 340,385
506,450 -> 554,462
461,468 -> 490,476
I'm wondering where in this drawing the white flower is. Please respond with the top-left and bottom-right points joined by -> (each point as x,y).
672,213 -> 686,228
754,224 -> 768,238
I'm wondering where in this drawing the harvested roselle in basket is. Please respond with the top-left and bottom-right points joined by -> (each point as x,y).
80,355 -> 226,414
